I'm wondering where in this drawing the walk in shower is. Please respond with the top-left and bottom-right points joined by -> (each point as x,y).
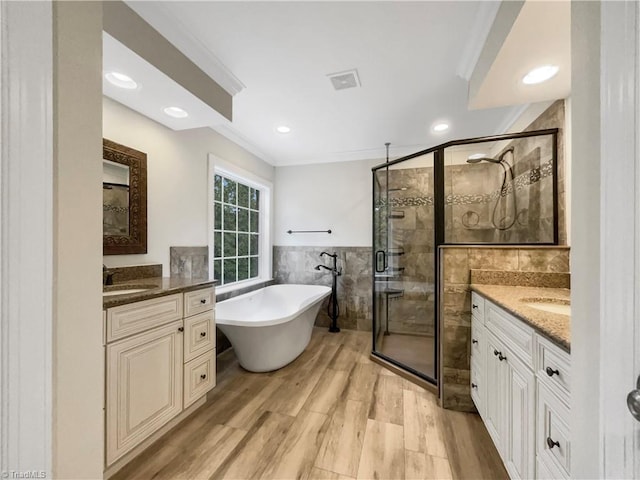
372,129 -> 558,383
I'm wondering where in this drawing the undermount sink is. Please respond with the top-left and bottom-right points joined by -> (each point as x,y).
103,284 -> 158,297
521,298 -> 571,316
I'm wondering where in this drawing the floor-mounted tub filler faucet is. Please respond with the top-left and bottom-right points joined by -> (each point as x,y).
314,252 -> 341,333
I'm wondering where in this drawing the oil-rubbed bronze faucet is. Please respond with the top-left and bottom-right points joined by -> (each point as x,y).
103,264 -> 115,286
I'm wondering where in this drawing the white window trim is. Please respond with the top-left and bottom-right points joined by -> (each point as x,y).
207,154 -> 272,294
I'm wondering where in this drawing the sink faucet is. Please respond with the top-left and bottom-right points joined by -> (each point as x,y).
103,264 -> 115,286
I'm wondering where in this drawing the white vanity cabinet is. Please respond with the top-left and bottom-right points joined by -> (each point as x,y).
471,292 -> 570,480
182,287 -> 216,408
106,320 -> 184,465
104,286 -> 216,468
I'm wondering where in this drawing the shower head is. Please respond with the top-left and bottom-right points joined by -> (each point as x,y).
466,155 -> 501,164
320,251 -> 337,259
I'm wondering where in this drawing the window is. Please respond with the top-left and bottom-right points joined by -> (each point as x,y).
213,173 -> 261,285
209,153 -> 272,290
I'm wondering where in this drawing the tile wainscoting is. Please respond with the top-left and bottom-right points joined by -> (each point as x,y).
273,246 -> 373,331
439,246 -> 570,412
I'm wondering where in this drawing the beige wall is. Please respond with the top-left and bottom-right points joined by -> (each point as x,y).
274,159 -> 378,247
103,97 -> 275,273
53,2 -> 104,478
570,1 -> 601,477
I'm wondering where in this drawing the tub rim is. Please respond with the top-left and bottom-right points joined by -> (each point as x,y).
216,284 -> 331,328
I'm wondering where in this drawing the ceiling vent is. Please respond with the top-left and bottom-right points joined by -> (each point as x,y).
328,69 -> 361,91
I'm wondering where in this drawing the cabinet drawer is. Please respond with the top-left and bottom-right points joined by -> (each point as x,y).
471,292 -> 485,323
471,319 -> 485,367
486,300 -> 534,365
537,381 -> 571,478
184,310 -> 215,362
184,287 -> 215,317
106,293 -> 183,342
184,349 -> 216,408
536,334 -> 571,401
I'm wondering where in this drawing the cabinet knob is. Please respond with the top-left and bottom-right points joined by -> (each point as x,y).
200,374 -> 207,380
493,349 -> 500,357
546,366 -> 560,377
200,331 -> 207,337
546,436 -> 560,450
178,327 -> 184,332
472,339 -> 478,345
498,353 -> 507,362
471,383 -> 478,389
472,304 -> 478,309
200,299 -> 207,304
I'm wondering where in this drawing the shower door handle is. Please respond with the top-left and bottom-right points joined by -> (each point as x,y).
375,250 -> 387,273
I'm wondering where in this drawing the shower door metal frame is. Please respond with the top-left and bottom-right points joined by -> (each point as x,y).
371,128 -> 560,386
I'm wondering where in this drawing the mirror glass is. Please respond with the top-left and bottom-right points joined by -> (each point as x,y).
103,139 -> 147,255
103,160 -> 131,236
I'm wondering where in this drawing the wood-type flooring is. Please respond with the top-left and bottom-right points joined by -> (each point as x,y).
112,328 -> 508,480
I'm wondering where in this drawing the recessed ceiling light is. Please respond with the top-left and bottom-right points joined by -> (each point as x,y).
276,125 -> 291,134
163,106 -> 188,118
105,72 -> 138,89
432,123 -> 449,133
468,153 -> 485,160
522,65 -> 559,85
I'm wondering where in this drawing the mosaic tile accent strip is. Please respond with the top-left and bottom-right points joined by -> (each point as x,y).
377,159 -> 554,208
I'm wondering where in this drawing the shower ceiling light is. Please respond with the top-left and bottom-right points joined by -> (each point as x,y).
522,65 -> 559,85
276,125 -> 291,134
432,123 -> 449,133
164,106 -> 189,118
105,72 -> 138,89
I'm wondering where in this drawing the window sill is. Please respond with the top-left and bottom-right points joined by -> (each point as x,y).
214,277 -> 274,296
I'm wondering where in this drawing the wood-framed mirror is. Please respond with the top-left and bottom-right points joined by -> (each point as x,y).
103,139 -> 147,255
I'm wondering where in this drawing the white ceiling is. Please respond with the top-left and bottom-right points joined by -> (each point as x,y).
111,1 -> 560,167
469,1 -> 571,109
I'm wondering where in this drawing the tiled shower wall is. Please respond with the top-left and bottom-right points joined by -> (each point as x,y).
273,246 -> 372,330
439,246 -> 570,411
376,167 -> 436,335
446,100 -> 565,244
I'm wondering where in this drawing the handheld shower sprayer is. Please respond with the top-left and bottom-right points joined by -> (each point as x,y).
465,147 -> 517,230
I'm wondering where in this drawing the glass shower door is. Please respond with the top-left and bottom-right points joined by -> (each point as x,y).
372,152 -> 437,382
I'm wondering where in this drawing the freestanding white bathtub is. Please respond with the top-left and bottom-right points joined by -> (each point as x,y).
216,284 -> 331,372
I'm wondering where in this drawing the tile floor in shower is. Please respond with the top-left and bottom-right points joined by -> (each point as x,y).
377,333 -> 435,379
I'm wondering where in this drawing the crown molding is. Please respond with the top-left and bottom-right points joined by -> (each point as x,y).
456,1 -> 501,81
209,122 -> 277,165
125,1 -> 245,96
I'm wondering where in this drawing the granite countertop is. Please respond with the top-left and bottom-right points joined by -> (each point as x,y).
470,284 -> 570,352
103,277 -> 217,309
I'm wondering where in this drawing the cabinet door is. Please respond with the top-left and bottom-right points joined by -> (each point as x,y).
484,332 -> 506,455
504,349 -> 536,480
470,318 -> 486,418
106,320 -> 183,466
